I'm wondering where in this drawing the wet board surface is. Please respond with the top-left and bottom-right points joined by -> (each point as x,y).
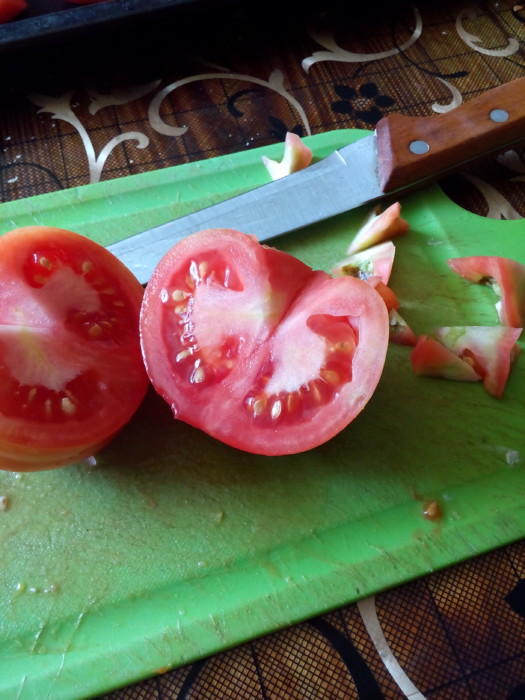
0,130 -> 523,700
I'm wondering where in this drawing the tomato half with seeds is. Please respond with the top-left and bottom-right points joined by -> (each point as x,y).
140,229 -> 389,456
0,226 -> 149,471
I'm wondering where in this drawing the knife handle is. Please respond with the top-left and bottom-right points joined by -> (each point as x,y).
376,77 -> 525,193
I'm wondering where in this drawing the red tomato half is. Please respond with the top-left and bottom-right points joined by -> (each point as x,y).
140,229 -> 389,456
0,0 -> 26,23
0,226 -> 149,471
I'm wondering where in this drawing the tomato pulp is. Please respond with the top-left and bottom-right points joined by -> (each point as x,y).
0,226 -> 149,471
140,229 -> 389,455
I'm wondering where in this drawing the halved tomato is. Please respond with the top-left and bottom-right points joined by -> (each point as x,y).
140,229 -> 389,455
0,226 -> 149,471
447,256 -> 525,328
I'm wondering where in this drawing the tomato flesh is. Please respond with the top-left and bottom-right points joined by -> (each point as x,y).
140,229 -> 389,455
0,226 -> 149,471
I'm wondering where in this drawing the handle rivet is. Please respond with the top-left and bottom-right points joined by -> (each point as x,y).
409,140 -> 430,155
490,108 -> 509,123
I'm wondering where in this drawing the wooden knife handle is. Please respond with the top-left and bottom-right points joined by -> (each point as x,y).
376,77 -> 525,193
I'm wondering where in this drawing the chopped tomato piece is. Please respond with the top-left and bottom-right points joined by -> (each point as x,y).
347,202 -> 409,255
262,132 -> 313,180
332,241 -> 395,285
447,256 -> 525,328
0,0 -> 26,23
389,309 -> 417,346
433,325 -> 522,398
366,276 -> 400,312
0,226 -> 149,471
140,229 -> 389,456
411,336 -> 482,382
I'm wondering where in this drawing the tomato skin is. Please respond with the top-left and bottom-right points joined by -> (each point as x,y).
0,0 -> 26,23
140,229 -> 389,456
447,256 -> 525,328
0,226 -> 149,471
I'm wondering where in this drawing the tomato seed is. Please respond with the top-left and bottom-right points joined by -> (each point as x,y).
176,349 -> 191,362
89,324 -> 103,338
271,400 -> 282,420
61,397 -> 76,416
39,256 -> 52,269
192,366 -> 205,383
252,398 -> 266,416
171,289 -> 186,302
82,261 -> 93,274
321,369 -> 339,385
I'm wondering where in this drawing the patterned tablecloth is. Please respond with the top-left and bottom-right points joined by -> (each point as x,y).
1,1 -> 525,698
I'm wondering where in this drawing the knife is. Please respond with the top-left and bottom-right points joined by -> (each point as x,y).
108,78 -> 525,285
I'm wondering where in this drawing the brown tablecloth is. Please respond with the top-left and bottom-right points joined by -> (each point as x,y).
1,1 -> 525,697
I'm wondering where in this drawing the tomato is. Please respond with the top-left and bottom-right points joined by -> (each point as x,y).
0,0 -> 26,23
388,309 -> 417,346
433,326 -> 522,398
346,202 -> 409,255
447,256 -> 525,328
411,335 -> 482,382
140,229 -> 389,456
332,241 -> 395,285
0,226 -> 149,471
366,276 -> 400,312
262,132 -> 313,181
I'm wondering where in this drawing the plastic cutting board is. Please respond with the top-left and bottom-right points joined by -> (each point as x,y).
0,130 -> 523,700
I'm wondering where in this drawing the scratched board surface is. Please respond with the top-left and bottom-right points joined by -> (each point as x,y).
0,131 -> 523,700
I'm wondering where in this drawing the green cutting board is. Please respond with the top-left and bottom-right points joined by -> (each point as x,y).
0,130 -> 523,700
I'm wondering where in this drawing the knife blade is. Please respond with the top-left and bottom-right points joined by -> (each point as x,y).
108,78 -> 525,284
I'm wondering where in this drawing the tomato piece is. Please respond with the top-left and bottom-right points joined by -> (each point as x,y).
0,0 -> 26,23
140,229 -> 389,456
447,256 -> 525,328
433,326 -> 522,398
347,202 -> 409,255
262,132 -> 313,180
0,226 -> 149,471
388,309 -> 417,346
332,241 -> 395,285
411,336 -> 482,382
365,276 -> 400,312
